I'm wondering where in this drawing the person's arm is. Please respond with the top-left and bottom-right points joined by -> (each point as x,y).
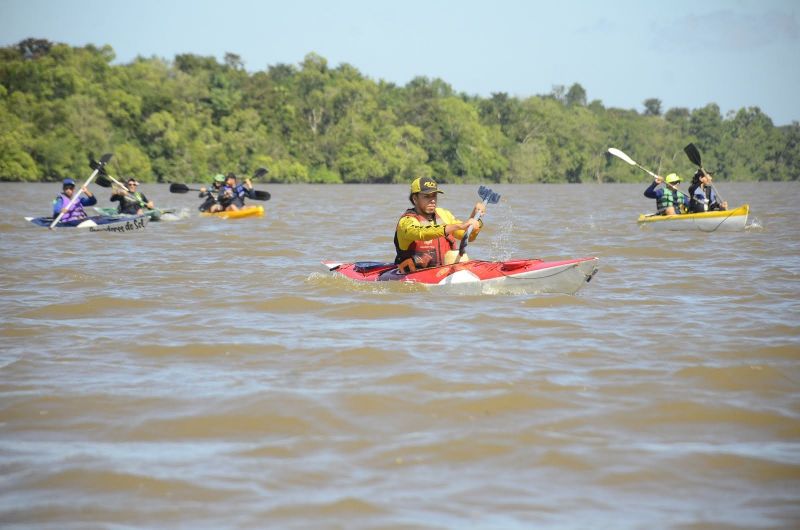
709,189 -> 727,210
643,181 -> 661,199
438,207 -> 482,241
52,196 -> 64,217
396,216 -> 447,250
80,189 -> 97,206
140,193 -> 154,209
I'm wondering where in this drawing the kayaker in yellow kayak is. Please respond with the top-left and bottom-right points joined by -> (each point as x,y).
218,173 -> 255,212
643,173 -> 691,215
688,170 -> 728,212
110,177 -> 154,215
198,174 -> 225,212
394,176 -> 484,273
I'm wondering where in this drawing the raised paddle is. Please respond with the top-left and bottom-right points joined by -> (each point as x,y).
169,168 -> 271,200
94,169 -> 160,213
50,153 -> 112,229
607,147 -> 691,199
684,143 -> 726,205
455,185 -> 501,264
169,182 -> 271,201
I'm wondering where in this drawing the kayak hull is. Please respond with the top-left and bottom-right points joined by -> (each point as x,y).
26,215 -> 149,232
323,257 -> 599,295
637,204 -> 749,232
93,206 -> 175,221
201,205 -> 264,219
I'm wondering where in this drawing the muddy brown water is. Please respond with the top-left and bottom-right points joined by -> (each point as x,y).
1,182 -> 798,529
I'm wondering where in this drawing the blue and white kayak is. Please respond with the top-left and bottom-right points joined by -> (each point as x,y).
25,214 -> 149,232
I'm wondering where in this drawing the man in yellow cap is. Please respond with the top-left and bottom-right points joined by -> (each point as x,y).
643,172 -> 691,215
393,176 -> 485,273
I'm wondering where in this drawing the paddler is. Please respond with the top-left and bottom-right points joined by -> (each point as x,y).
198,173 -> 225,212
110,177 -> 154,215
688,170 -> 727,213
394,176 -> 484,273
218,173 -> 255,211
643,173 -> 691,215
52,178 -> 97,221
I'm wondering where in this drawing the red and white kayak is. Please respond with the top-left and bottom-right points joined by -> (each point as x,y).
322,257 -> 599,295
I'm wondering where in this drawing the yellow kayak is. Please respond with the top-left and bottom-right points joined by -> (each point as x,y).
201,205 -> 264,219
637,204 -> 749,232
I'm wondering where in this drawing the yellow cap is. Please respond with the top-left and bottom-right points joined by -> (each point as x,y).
665,173 -> 681,184
410,176 -> 444,194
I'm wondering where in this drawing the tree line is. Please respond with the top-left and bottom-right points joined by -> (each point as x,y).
1,38 -> 798,184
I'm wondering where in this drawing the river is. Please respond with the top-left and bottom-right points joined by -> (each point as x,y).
1,182 -> 798,529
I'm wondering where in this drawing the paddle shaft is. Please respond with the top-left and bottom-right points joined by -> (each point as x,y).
609,148 -> 691,200
103,173 -> 155,210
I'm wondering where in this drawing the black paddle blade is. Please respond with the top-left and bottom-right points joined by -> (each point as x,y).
169,183 -> 190,194
684,143 -> 703,167
478,185 -> 501,204
95,174 -> 113,188
252,190 -> 271,201
253,167 -> 268,179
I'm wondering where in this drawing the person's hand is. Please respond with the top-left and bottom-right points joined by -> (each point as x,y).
474,202 -> 486,216
82,187 -> 92,196
721,201 -> 728,209
653,176 -> 663,185
244,178 -> 252,189
464,218 -> 481,231
200,186 -> 207,193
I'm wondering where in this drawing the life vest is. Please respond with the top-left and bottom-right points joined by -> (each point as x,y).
394,209 -> 456,267
117,191 -> 146,214
53,193 -> 86,222
657,188 -> 685,214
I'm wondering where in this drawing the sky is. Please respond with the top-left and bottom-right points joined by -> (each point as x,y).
1,0 -> 798,125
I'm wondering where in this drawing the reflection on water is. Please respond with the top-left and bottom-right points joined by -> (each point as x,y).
1,182 -> 799,529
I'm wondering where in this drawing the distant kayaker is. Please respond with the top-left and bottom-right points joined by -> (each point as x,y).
52,178 -> 96,221
218,173 -> 255,211
110,178 -> 154,215
198,174 -> 225,212
688,170 -> 727,213
643,173 -> 691,215
394,176 -> 484,273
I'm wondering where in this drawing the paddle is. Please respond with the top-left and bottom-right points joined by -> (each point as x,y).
608,147 -> 691,199
684,143 -> 726,205
169,167 -> 271,200
455,185 -> 501,263
94,170 -> 159,213
50,153 -> 112,229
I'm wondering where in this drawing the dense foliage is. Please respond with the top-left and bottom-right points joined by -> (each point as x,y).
1,39 -> 798,183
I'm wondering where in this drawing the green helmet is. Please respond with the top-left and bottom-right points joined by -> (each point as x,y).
665,173 -> 681,184
213,173 -> 225,183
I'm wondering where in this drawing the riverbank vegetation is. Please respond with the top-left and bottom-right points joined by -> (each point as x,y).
1,39 -> 798,183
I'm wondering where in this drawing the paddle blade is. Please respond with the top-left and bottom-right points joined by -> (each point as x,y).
478,185 -> 501,204
95,174 -> 113,188
252,167 -> 268,179
252,190 -> 271,201
169,183 -> 190,194
608,148 -> 637,166
684,143 -> 703,167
